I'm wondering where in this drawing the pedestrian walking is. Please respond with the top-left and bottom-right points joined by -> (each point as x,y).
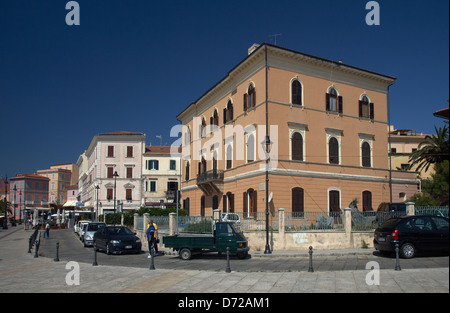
153,220 -> 159,255
146,220 -> 155,258
43,222 -> 50,239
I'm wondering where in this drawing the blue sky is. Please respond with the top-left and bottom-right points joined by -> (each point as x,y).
0,0 -> 448,177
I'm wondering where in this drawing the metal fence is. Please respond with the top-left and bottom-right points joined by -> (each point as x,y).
233,211 -> 345,232
135,215 -> 170,233
415,206 -> 449,218
178,216 -> 214,234
284,211 -> 344,232
133,206 -> 449,234
349,206 -> 449,231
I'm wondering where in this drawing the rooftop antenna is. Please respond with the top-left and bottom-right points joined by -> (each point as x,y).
156,135 -> 162,146
269,34 -> 282,46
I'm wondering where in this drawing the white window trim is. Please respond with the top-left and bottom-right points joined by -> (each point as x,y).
327,187 -> 341,214
359,137 -> 374,168
288,123 -> 307,162
326,129 -> 342,165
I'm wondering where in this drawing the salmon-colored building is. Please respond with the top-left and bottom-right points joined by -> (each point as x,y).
177,43 -> 414,217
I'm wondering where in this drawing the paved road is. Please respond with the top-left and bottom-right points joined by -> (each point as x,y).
38,228 -> 449,273
1,226 -> 448,296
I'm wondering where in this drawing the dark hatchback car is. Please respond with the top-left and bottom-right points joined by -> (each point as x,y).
374,215 -> 449,258
93,226 -> 142,255
375,202 -> 407,222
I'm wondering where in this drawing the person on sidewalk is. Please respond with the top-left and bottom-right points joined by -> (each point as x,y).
43,222 -> 50,239
145,219 -> 160,256
146,220 -> 155,258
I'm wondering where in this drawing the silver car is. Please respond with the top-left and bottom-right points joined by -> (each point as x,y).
83,222 -> 106,247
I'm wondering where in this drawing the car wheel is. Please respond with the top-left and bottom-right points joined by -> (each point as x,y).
179,248 -> 192,260
400,242 -> 416,259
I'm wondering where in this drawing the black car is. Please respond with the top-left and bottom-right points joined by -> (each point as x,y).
93,226 -> 142,255
374,215 -> 449,258
375,202 -> 407,223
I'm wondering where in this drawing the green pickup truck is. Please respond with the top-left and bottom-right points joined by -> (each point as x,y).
163,221 -> 249,260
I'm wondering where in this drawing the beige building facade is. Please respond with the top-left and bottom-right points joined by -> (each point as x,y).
390,127 -> 433,179
178,43 -> 417,217
142,146 -> 181,206
80,131 -> 146,215
36,167 -> 72,206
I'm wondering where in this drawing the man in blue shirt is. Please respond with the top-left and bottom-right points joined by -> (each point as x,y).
146,219 -> 156,258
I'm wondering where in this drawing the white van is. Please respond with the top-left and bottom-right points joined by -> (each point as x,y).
221,213 -> 241,226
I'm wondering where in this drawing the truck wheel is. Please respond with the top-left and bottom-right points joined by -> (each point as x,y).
180,248 -> 192,260
237,251 -> 247,259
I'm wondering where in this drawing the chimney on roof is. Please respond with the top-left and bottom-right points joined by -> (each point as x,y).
248,43 -> 260,55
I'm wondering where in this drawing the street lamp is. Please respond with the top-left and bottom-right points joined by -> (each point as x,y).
19,188 -> 22,225
3,176 -> 8,229
261,136 -> 273,254
12,184 -> 17,227
113,171 -> 119,226
95,185 -> 100,222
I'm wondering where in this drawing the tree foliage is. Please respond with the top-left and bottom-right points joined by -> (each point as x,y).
408,125 -> 449,173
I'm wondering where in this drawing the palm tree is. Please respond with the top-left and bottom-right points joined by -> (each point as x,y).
408,125 -> 449,173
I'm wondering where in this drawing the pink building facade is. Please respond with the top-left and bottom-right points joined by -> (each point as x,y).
9,174 -> 50,222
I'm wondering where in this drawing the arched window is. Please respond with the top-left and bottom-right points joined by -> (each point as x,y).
212,109 -> 219,127
244,84 -> 256,111
183,197 -> 190,215
212,195 -> 219,211
292,187 -> 304,218
326,87 -> 342,113
291,80 -> 302,105
248,85 -> 256,109
291,132 -> 303,161
362,141 -> 371,167
185,161 -> 190,181
362,191 -> 372,211
212,151 -> 217,173
359,95 -> 374,119
329,189 -> 340,213
329,137 -> 339,164
201,157 -> 207,173
224,100 -> 233,124
226,145 -> 233,169
247,133 -> 255,163
184,126 -> 191,146
243,188 -> 257,218
223,192 -> 235,213
201,196 -> 206,216
201,118 -> 207,138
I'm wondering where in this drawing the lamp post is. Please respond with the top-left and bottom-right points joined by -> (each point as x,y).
19,188 -> 22,224
12,184 -> 17,227
3,176 -> 8,229
95,185 -> 100,222
261,136 -> 273,254
113,171 -> 119,226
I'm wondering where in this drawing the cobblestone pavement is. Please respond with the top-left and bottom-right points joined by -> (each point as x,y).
0,226 -> 448,295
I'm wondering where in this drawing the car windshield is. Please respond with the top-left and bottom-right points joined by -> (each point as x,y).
105,227 -> 133,235
87,223 -> 106,231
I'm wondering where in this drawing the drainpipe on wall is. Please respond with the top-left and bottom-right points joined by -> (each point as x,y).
387,83 -> 395,203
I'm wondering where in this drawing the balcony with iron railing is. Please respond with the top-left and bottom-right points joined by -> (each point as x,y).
196,170 -> 224,195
